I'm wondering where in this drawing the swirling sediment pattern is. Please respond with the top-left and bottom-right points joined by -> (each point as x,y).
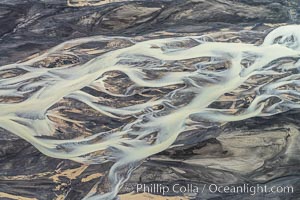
1,25 -> 300,199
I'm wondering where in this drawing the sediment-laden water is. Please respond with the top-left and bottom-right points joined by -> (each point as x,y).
0,25 -> 300,199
